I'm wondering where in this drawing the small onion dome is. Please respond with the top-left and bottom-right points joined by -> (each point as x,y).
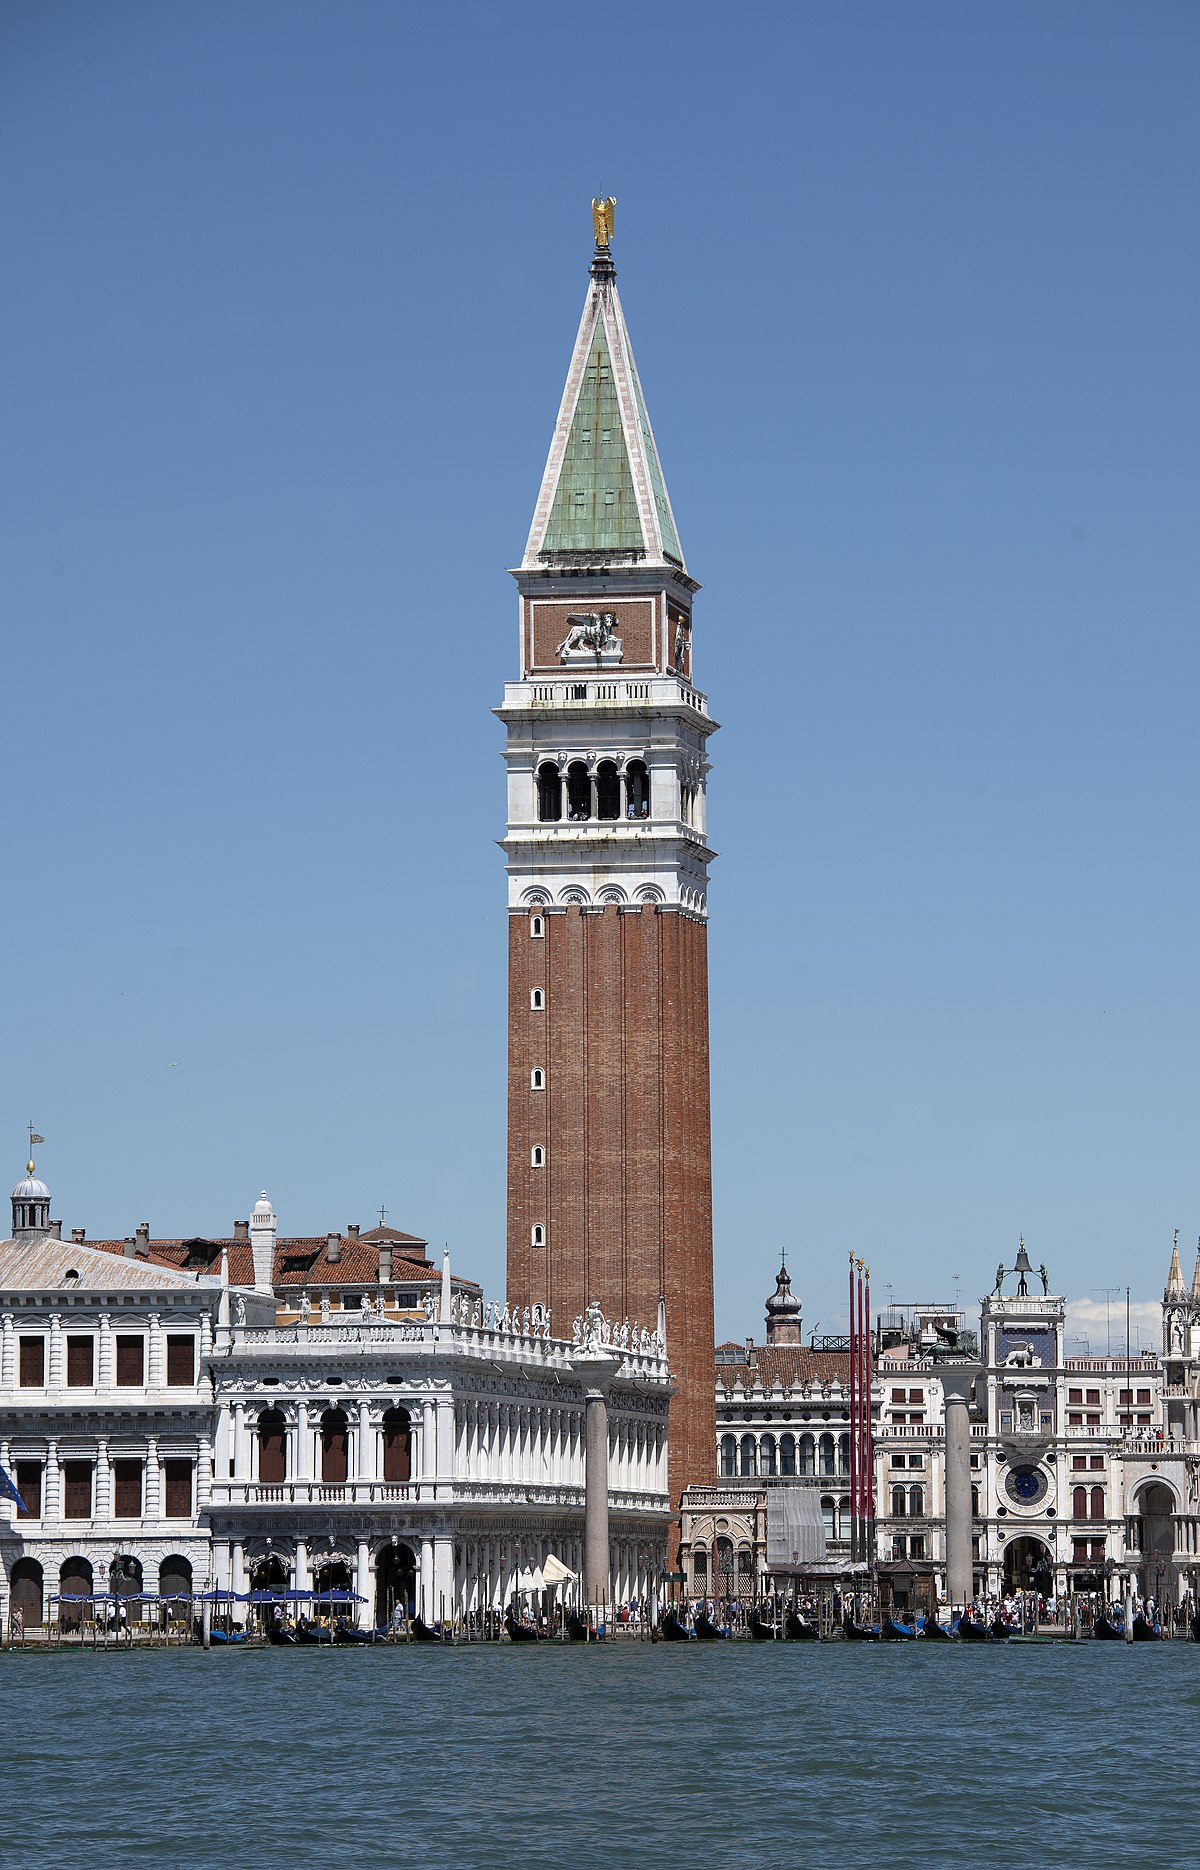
252,1191 -> 274,1221
766,1261 -> 800,1319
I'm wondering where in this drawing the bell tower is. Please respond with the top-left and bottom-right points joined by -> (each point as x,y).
499,204 -> 717,1515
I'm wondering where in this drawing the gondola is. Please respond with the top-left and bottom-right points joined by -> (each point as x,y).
784,1609 -> 819,1641
1092,1613 -> 1125,1641
955,1612 -> 990,1641
409,1613 -> 443,1643
880,1616 -> 915,1640
334,1621 -> 384,1645
842,1613 -> 880,1642
503,1608 -> 541,1643
565,1611 -> 592,1642
267,1620 -> 297,1646
1132,1614 -> 1163,1642
694,1610 -> 725,1640
990,1616 -> 1011,1640
747,1609 -> 777,1641
922,1617 -> 955,1641
295,1620 -> 336,1645
206,1626 -> 246,1645
659,1610 -> 691,1642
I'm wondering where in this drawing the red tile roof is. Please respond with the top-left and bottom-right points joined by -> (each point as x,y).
85,1232 -> 478,1294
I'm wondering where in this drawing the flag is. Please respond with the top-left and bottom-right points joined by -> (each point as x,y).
29,1132 -> 45,1146
0,1465 -> 27,1513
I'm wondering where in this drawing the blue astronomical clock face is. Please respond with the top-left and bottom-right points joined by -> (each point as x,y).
1005,1466 -> 1049,1506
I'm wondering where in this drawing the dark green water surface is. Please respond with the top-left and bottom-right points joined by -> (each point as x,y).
4,1643 -> 1197,1870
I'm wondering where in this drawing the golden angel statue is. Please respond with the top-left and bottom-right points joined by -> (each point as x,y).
592,196 -> 616,248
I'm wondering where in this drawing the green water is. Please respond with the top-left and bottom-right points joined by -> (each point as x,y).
4,1643 -> 1196,1869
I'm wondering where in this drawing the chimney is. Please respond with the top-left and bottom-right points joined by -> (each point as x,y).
49,1220 -> 62,1240
135,1223 -> 150,1258
745,1336 -> 757,1368
326,1233 -> 341,1264
233,1220 -> 249,1242
347,1223 -> 360,1241
70,1228 -> 86,1245
378,1245 -> 392,1283
122,1236 -> 137,1259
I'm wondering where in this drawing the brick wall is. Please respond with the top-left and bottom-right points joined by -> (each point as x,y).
507,902 -> 716,1529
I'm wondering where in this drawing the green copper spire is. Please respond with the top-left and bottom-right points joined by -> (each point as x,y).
523,240 -> 686,572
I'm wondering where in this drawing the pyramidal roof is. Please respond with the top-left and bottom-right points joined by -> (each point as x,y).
523,248 -> 685,573
1165,1238 -> 1186,1301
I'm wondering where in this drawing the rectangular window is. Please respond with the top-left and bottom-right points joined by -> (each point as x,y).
164,1460 -> 192,1519
1137,1389 -> 1151,1405
1072,1456 -> 1087,1470
999,1411 -> 1012,1431
63,1460 -> 93,1519
66,1336 -> 94,1387
1073,1541 -> 1088,1565
1087,1413 -> 1101,1427
18,1337 -> 45,1387
15,1461 -> 42,1518
908,1389 -> 923,1403
113,1459 -> 142,1519
115,1336 -> 144,1386
891,1388 -> 907,1403
1086,1389 -> 1100,1406
1090,1456 -> 1104,1471
1068,1412 -> 1083,1426
165,1335 -> 194,1386
1068,1388 -> 1083,1404
909,1536 -> 926,1560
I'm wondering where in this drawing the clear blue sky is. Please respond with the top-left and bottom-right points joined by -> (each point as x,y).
3,1 -> 1196,1351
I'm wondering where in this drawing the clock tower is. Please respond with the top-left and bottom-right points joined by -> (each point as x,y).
498,208 -> 718,1521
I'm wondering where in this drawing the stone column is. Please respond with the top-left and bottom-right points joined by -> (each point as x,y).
97,1313 -> 113,1389
579,1355 -> 619,1615
199,1308 -> 213,1357
232,1401 -> 246,1480
1,1314 -> 14,1388
357,1400 -> 373,1483
356,1538 -> 371,1628
419,1537 -> 434,1621
145,1438 -> 161,1519
45,1438 -> 61,1519
95,1437 -> 112,1521
48,1315 -> 63,1390
230,1538 -> 245,1596
197,1435 -> 213,1509
941,1360 -> 979,1610
433,1533 -> 455,1626
147,1314 -> 163,1389
0,1437 -> 10,1525
296,1400 -> 310,1480
294,1538 -> 309,1594
422,1400 -> 436,1487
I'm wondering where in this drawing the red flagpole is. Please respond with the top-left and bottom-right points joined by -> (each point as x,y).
848,1254 -> 858,1561
859,1271 -> 867,1563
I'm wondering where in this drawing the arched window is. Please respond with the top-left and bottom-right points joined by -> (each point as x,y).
1090,1485 -> 1105,1522
720,1434 -> 736,1478
819,1432 -> 835,1476
625,760 -> 649,819
596,760 -> 620,821
971,1485 -> 980,1516
383,1406 -> 412,1483
1073,1485 -> 1088,1520
10,1556 -> 43,1629
798,1433 -> 815,1475
838,1432 -> 851,1475
739,1434 -> 756,1477
258,1407 -> 287,1483
760,1434 -> 777,1477
892,1487 -> 907,1518
537,763 -> 562,822
910,1485 -> 924,1518
530,1068 -> 545,1090
566,761 -> 590,820
779,1432 -> 796,1477
321,1407 -> 349,1484
58,1556 -> 93,1631
820,1496 -> 836,1540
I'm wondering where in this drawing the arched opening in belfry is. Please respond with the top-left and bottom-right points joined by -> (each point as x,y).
536,762 -> 562,822
375,1541 -> 417,1626
625,760 -> 649,819
566,761 -> 590,821
320,1407 -> 350,1484
382,1406 -> 412,1483
595,760 -> 620,820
